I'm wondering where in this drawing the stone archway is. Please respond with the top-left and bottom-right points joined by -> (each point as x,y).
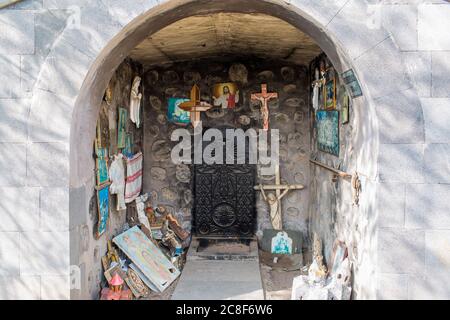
25,0 -> 425,300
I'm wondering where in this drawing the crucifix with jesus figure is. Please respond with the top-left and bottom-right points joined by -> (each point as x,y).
251,84 -> 278,131
254,165 -> 305,230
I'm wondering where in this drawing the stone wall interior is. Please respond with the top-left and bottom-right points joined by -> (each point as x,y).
0,0 -> 448,301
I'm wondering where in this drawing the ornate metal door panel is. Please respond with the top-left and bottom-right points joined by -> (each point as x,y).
194,164 -> 256,238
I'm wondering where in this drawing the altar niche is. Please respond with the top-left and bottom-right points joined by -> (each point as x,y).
142,57 -> 311,241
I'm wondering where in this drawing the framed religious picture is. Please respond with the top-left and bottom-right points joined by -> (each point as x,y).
96,155 -> 109,186
167,98 -> 190,125
316,110 -> 340,156
96,184 -> 110,239
113,226 -> 181,292
342,93 -> 350,125
324,68 -> 336,110
342,69 -> 363,98
123,133 -> 133,158
117,107 -> 128,149
212,83 -> 239,109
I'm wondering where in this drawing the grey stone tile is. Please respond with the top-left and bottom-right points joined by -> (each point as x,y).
0,187 -> 40,232
405,183 -> 450,229
378,143 -> 424,183
377,273 -> 408,300
0,143 -> 26,187
0,232 -> 20,276
418,4 -> 450,50
0,99 -> 30,143
377,228 -> 425,275
421,98 -> 450,143
424,143 -> 450,183
377,183 -> 405,228
402,51 -> 431,98
431,51 -> 450,98
0,11 -> 35,55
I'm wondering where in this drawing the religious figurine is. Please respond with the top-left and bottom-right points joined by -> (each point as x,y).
129,76 -> 142,128
135,194 -> 151,235
259,184 -> 290,230
309,233 -> 328,282
251,84 -> 278,131
256,165 -> 305,231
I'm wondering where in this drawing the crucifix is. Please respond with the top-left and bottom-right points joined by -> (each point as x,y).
179,84 -> 212,128
254,165 -> 305,230
251,84 -> 278,131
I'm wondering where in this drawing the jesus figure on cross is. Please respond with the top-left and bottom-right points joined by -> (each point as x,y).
251,84 -> 278,131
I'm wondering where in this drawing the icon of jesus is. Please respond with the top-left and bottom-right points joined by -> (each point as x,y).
213,85 -> 239,109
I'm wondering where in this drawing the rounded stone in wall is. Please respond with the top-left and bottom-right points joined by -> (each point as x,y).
157,114 -> 167,125
165,87 -> 183,97
161,187 -> 179,202
148,125 -> 160,138
206,108 -> 226,119
283,84 -> 297,94
183,189 -> 193,205
183,71 -> 201,85
268,98 -> 279,110
229,63 -> 248,84
257,70 -> 275,82
176,164 -> 191,183
205,75 -> 222,87
237,115 -> 251,126
286,207 -> 300,218
146,70 -> 159,85
151,140 -> 171,162
287,190 -> 298,204
162,70 -> 179,84
294,111 -> 305,123
150,95 -> 162,111
281,66 -> 295,82
294,172 -> 305,184
274,113 -> 289,123
284,97 -> 304,108
151,167 -> 167,181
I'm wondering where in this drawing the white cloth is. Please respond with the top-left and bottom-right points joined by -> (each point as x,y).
125,152 -> 143,204
312,83 -> 319,111
109,154 -> 126,211
130,76 -> 142,128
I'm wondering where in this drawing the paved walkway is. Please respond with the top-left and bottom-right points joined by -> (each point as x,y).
171,239 -> 265,300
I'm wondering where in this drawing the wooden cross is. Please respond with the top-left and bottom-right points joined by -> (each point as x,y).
251,84 -> 278,131
179,85 -> 212,128
254,165 -> 305,230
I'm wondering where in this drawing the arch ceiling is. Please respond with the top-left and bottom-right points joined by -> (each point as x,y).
129,13 -> 322,66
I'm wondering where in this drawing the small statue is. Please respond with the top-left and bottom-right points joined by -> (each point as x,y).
309,233 -> 328,282
259,184 -> 290,230
129,76 -> 142,128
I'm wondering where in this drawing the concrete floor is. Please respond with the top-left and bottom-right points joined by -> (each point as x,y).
171,238 -> 265,300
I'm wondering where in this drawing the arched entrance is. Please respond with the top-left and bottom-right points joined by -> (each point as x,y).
26,0 -> 425,300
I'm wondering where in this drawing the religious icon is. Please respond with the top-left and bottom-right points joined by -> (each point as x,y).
324,68 -> 336,110
123,133 -> 133,158
113,226 -> 180,292
316,110 -> 339,156
96,184 -> 110,238
117,108 -> 128,149
96,155 -> 109,186
212,83 -> 239,109
259,185 -> 290,231
342,69 -> 363,98
167,98 -> 191,125
342,93 -> 350,124
251,84 -> 278,131
271,231 -> 293,255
